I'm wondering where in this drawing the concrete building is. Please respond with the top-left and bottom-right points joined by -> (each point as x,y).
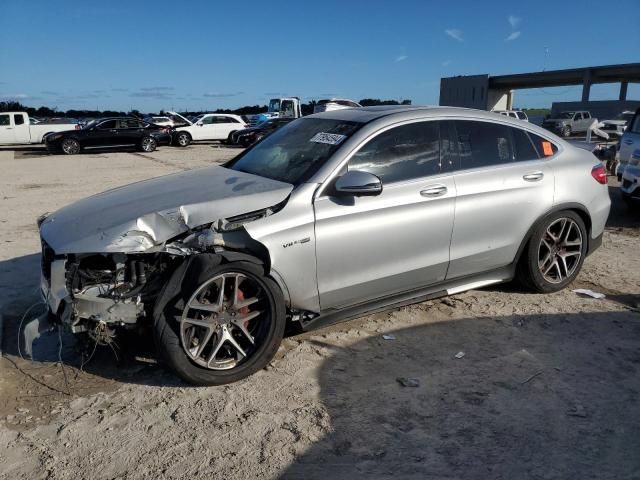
439,63 -> 640,118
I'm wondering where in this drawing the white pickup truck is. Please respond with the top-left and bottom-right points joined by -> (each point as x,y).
0,112 -> 79,145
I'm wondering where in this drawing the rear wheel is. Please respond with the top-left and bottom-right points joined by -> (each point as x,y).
154,261 -> 285,385
175,132 -> 191,147
61,138 -> 81,155
140,136 -> 157,152
517,211 -> 587,293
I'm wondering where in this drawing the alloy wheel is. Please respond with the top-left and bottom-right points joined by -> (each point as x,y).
178,133 -> 190,146
537,217 -> 583,284
142,137 -> 156,152
180,272 -> 270,370
61,139 -> 80,154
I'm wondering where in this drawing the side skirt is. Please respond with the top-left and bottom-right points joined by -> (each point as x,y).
300,265 -> 514,332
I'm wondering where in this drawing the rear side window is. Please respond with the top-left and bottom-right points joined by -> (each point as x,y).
454,121 -> 513,169
511,128 -> 539,161
14,114 -> 25,125
0,114 -> 10,126
516,111 -> 527,120
528,133 -> 558,157
349,121 -> 441,183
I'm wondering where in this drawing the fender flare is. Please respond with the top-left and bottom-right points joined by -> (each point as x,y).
513,202 -> 592,267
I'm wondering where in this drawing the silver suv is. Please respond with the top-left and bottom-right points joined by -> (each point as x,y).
542,111 -> 593,137
38,106 -> 611,385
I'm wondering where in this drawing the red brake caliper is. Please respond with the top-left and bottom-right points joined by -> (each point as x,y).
236,288 -> 251,329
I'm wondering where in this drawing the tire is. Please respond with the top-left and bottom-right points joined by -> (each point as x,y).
224,131 -> 237,145
61,138 -> 81,155
140,136 -> 157,152
175,132 -> 191,147
517,210 -> 587,293
154,260 -> 286,385
240,136 -> 253,148
561,125 -> 571,137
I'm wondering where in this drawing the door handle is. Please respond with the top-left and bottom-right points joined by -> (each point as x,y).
523,171 -> 544,182
5,127 -> 13,130
420,184 -> 448,197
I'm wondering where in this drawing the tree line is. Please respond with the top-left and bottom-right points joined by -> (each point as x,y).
0,98 -> 412,119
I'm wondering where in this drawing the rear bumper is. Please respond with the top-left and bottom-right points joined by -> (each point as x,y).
587,232 -> 603,256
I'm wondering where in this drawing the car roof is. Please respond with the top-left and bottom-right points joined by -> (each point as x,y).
308,105 -> 565,143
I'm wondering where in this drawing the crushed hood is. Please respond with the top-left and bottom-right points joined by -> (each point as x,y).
40,165 -> 293,254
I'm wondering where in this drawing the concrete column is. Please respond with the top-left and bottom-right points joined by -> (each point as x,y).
619,81 -> 628,101
581,69 -> 592,102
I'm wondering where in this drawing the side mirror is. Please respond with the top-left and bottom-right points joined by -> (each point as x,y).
196,122 -> 203,126
335,170 -> 382,197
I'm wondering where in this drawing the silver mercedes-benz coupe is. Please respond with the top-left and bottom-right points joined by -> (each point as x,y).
38,106 -> 611,384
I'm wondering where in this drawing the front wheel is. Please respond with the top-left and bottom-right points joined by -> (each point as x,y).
175,132 -> 191,147
517,211 -> 587,293
561,125 -> 572,137
154,261 -> 286,385
61,138 -> 81,155
140,136 -> 157,152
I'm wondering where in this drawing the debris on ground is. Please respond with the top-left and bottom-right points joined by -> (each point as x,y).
572,289 -> 606,299
382,334 -> 396,340
454,351 -> 465,359
396,377 -> 420,388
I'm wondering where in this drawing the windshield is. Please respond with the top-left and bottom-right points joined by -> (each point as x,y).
268,99 -> 281,113
228,118 -> 362,185
556,112 -> 574,119
83,119 -> 100,129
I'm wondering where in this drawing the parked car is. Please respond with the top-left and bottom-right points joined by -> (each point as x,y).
38,105 -> 610,385
45,117 -> 171,154
170,112 -> 247,146
0,112 -> 79,145
230,117 -> 293,147
542,111 -> 593,137
143,116 -> 175,127
618,108 -> 640,189
313,98 -> 362,113
493,110 -> 529,122
600,111 -> 635,139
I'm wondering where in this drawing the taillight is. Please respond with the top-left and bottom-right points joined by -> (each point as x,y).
75,124 -> 81,130
591,164 -> 607,184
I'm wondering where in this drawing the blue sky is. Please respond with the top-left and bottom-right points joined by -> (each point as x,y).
1,0 -> 639,112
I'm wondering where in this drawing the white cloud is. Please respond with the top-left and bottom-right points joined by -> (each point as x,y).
445,29 -> 463,42
508,15 -> 521,28
442,59 -> 452,67
505,31 -> 521,41
395,55 -> 408,62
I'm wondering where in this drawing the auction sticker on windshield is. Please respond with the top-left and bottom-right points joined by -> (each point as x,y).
310,132 -> 347,145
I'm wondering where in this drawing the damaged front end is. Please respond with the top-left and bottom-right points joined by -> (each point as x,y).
39,206 -> 279,341
37,165 -> 293,344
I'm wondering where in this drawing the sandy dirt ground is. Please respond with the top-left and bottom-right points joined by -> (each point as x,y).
1,143 -> 639,479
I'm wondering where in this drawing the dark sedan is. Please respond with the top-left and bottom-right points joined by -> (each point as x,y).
45,117 -> 172,155
230,117 -> 293,147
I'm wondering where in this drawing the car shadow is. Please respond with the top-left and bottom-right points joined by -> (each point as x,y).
606,183 -> 640,230
279,310 -> 640,479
